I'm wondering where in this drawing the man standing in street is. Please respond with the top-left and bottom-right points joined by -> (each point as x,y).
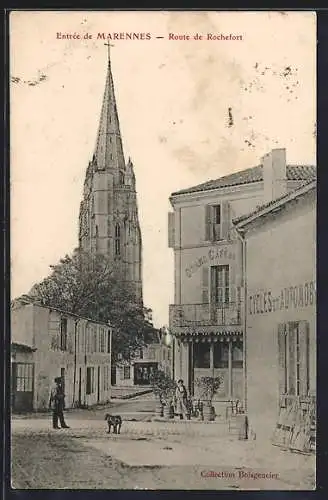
49,377 -> 70,429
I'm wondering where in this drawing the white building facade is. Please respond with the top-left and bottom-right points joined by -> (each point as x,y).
234,179 -> 316,443
168,148 -> 315,415
11,302 -> 112,411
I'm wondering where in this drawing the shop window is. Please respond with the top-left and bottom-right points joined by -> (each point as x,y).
60,318 -> 68,351
123,366 -> 131,379
232,342 -> 243,368
86,367 -> 95,394
194,343 -> 210,369
213,342 -> 229,368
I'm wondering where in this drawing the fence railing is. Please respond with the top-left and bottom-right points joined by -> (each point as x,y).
169,302 -> 242,327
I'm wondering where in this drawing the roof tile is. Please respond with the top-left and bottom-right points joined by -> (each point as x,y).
171,164 -> 316,196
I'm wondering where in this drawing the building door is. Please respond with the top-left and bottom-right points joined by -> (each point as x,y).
11,363 -> 34,412
97,366 -> 101,402
78,367 -> 82,406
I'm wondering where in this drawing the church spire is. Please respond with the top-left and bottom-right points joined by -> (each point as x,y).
94,44 -> 125,171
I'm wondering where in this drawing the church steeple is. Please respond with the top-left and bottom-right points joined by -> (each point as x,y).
79,45 -> 143,304
94,44 -> 125,172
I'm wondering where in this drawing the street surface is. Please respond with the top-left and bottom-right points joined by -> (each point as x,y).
11,394 -> 315,490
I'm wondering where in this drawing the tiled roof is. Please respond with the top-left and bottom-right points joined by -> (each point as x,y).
171,164 -> 316,196
233,179 -> 316,227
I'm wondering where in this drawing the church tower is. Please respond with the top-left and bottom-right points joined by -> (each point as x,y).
78,46 -> 143,303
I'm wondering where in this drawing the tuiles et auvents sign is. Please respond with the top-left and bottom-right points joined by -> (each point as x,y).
185,246 -> 236,278
248,281 -> 316,315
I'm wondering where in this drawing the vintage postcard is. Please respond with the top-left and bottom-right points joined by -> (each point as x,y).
9,10 -> 316,490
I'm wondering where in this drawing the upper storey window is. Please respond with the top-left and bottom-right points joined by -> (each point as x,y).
205,202 -> 231,241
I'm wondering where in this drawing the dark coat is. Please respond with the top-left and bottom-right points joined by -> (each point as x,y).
49,384 -> 65,411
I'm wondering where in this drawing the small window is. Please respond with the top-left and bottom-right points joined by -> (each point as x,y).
60,368 -> 65,393
92,327 -> 97,353
15,363 -> 33,392
213,205 -> 221,224
211,265 -> 230,305
60,318 -> 68,351
212,205 -> 221,240
119,171 -> 125,185
107,330 -> 111,353
148,348 -> 156,360
115,223 -> 121,256
194,343 -> 210,368
99,328 -> 106,353
86,367 -> 95,394
123,366 -> 131,379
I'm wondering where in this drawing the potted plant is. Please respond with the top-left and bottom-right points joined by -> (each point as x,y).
194,376 -> 222,421
161,381 -> 176,419
150,369 -> 175,418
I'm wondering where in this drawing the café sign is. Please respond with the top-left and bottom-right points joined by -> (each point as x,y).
185,246 -> 236,278
249,281 -> 316,315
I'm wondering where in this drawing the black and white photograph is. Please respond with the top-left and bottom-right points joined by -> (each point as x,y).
9,10 -> 316,490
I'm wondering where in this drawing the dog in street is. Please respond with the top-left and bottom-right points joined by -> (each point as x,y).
105,413 -> 122,434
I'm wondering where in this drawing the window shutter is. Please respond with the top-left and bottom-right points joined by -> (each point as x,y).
205,205 -> 212,241
288,322 -> 296,395
220,201 -> 231,240
278,323 -> 287,397
168,212 -> 175,248
298,320 -> 310,396
202,266 -> 209,303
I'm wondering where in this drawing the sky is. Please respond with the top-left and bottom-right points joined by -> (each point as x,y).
10,11 -> 316,327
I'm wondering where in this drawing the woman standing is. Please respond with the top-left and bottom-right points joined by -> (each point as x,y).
175,379 -> 188,420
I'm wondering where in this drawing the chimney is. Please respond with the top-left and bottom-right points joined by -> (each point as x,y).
262,148 -> 287,203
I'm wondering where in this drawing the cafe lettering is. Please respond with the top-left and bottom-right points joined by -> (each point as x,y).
249,281 -> 316,315
185,247 -> 236,278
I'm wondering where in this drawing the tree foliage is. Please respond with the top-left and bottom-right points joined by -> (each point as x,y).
24,248 -> 158,362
